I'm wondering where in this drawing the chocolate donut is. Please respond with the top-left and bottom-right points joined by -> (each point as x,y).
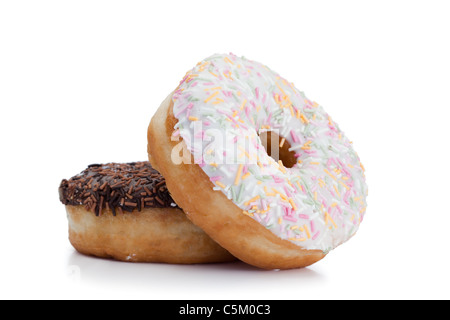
59,162 -> 235,263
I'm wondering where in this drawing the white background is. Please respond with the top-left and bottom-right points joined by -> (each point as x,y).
1,0 -> 449,300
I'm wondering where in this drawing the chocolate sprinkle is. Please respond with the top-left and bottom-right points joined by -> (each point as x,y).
59,162 -> 179,216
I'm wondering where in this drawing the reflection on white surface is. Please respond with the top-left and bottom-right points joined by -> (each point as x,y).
66,250 -> 326,299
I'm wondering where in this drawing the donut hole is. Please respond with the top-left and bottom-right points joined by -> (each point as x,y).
259,131 -> 297,168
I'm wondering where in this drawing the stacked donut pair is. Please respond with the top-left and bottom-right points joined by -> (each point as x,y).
59,53 -> 368,269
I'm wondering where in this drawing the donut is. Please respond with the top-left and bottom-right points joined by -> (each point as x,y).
58,161 -> 235,263
147,53 -> 368,269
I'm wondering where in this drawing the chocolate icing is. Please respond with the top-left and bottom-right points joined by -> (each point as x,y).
59,162 -> 178,216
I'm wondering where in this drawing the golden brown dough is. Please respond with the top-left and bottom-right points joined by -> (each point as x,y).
66,205 -> 235,263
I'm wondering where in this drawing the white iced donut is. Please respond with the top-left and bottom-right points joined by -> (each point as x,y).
148,53 -> 368,269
